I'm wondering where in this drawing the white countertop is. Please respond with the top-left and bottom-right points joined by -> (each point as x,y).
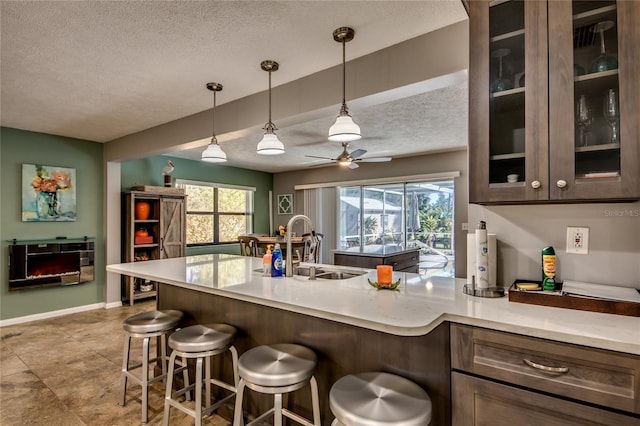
107,254 -> 640,355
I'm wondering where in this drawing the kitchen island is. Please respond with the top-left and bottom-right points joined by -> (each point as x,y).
333,244 -> 420,272
107,254 -> 640,425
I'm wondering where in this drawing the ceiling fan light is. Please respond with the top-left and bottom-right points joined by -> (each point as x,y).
257,132 -> 285,155
328,115 -> 361,142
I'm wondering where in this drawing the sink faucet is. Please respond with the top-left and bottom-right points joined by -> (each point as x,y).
285,214 -> 317,277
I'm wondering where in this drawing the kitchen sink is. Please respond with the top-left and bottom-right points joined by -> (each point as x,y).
295,266 -> 365,280
254,266 -> 366,280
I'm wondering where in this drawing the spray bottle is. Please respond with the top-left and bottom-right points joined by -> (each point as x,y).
542,246 -> 556,291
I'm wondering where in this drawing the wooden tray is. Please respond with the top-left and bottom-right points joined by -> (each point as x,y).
508,280 -> 640,317
130,185 -> 185,195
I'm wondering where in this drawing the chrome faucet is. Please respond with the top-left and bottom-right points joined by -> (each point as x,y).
285,214 -> 317,277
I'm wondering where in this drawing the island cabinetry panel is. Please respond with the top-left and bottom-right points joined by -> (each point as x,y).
451,324 -> 640,424
122,192 -> 185,305
158,283 -> 451,426
452,373 -> 636,426
333,249 -> 419,273
469,0 -> 640,204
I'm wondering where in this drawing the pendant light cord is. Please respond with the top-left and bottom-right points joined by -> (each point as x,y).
264,66 -> 277,133
212,89 -> 217,142
339,35 -> 349,116
268,69 -> 272,125
342,38 -> 346,107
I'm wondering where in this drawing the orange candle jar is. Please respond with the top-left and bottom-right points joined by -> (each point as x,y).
376,265 -> 393,285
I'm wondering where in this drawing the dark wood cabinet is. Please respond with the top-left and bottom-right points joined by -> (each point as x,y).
333,248 -> 420,273
452,373 -> 635,426
469,0 -> 640,204
450,324 -> 640,424
122,191 -> 186,304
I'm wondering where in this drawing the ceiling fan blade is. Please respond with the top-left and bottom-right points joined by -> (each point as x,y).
305,154 -> 335,160
357,156 -> 392,162
309,161 -> 336,168
348,162 -> 359,169
349,149 -> 367,158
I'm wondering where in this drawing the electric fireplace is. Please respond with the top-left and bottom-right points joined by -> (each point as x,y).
8,239 -> 94,290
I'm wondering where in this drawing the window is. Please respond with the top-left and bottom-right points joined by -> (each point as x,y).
338,179 -> 455,276
176,180 -> 254,245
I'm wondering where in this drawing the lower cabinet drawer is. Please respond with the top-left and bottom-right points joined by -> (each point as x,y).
451,324 -> 640,414
452,372 -> 638,426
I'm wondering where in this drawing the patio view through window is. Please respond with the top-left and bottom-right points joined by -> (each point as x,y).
177,180 -> 254,245
338,180 -> 454,276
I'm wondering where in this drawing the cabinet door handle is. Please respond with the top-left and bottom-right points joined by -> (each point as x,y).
531,180 -> 541,189
556,179 -> 567,188
523,358 -> 569,374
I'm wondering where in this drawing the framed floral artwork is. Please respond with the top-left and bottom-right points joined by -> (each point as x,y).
22,164 -> 77,221
277,194 -> 293,215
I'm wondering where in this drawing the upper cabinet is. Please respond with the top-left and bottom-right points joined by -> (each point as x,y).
469,0 -> 640,204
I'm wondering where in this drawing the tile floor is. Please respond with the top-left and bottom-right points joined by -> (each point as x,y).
0,300 -> 231,425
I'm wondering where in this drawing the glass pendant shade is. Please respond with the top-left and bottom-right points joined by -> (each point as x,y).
257,132 -> 285,155
201,139 -> 227,162
257,60 -> 285,155
329,114 -> 361,142
329,27 -> 362,143
202,82 -> 227,162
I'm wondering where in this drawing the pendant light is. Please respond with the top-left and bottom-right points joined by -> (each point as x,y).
201,82 -> 227,163
328,27 -> 361,142
257,60 -> 285,155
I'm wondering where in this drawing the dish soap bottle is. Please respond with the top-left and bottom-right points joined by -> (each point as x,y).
263,245 -> 272,276
541,246 -> 556,291
271,243 -> 283,277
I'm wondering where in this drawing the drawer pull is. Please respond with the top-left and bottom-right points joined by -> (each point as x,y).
524,358 -> 569,374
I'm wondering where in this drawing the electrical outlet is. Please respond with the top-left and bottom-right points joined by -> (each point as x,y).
461,222 -> 469,231
566,226 -> 589,254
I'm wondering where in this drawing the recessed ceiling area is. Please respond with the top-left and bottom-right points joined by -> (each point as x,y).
169,81 -> 469,173
1,0 -> 469,173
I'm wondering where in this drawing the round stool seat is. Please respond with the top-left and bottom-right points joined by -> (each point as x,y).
330,372 -> 432,426
168,323 -> 236,353
238,343 -> 317,387
123,309 -> 183,334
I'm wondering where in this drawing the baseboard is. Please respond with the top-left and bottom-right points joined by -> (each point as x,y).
0,302 -> 106,327
105,301 -> 123,309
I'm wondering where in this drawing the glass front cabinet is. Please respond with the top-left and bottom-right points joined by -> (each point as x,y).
469,0 -> 639,203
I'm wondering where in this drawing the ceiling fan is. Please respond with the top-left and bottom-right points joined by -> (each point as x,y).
305,142 -> 392,169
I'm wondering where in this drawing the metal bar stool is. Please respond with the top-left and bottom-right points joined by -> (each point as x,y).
119,309 -> 186,424
163,323 -> 239,426
329,372 -> 432,425
233,343 -> 321,426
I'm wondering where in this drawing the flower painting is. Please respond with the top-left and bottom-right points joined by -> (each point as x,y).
22,164 -> 76,221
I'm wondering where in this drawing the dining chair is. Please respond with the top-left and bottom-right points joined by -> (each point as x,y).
301,233 -> 323,263
238,236 -> 260,257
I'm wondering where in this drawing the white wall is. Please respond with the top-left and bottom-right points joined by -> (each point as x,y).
468,202 -> 640,288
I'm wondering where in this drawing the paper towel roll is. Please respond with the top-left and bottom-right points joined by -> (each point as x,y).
475,224 -> 489,288
467,233 -> 497,287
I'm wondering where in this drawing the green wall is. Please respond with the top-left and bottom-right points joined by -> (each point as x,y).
0,127 -> 105,321
121,155 -> 273,255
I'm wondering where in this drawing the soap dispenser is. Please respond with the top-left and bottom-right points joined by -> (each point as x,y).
263,245 -> 272,276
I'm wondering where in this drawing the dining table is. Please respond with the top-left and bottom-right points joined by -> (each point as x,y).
254,235 -> 306,259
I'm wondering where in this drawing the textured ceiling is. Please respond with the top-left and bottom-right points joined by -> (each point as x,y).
1,0 -> 469,173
